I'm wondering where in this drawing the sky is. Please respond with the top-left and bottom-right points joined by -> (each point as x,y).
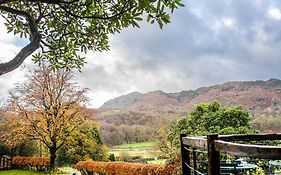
1,0 -> 281,108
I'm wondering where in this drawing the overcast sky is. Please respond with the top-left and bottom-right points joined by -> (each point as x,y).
1,0 -> 281,108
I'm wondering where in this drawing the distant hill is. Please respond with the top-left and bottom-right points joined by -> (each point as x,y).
100,78 -> 281,113
97,79 -> 281,145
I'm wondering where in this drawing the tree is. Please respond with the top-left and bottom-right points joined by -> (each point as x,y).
57,120 -> 109,166
159,101 -> 257,175
0,0 -> 184,76
4,63 -> 88,169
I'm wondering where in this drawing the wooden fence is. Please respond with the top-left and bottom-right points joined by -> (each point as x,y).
0,155 -> 12,170
180,133 -> 281,175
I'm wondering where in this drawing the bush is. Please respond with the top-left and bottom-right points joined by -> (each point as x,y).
119,150 -> 131,162
75,161 -> 172,175
108,153 -> 116,161
12,156 -> 50,171
57,121 -> 109,166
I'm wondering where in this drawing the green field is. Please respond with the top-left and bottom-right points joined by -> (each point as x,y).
0,167 -> 79,175
147,159 -> 166,164
113,141 -> 156,149
110,141 -> 165,164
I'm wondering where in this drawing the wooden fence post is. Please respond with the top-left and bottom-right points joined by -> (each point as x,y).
3,157 -> 7,170
192,148 -> 197,175
207,134 -> 221,175
0,157 -> 2,169
180,134 -> 191,175
8,157 -> 11,169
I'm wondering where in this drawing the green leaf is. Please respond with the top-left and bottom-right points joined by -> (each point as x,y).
175,0 -> 185,7
134,17 -> 143,21
158,20 -> 163,29
147,14 -> 152,22
157,0 -> 161,12
162,14 -> 170,24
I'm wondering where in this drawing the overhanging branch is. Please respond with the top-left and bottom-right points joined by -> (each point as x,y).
33,0 -> 79,4
58,1 -> 130,20
1,0 -> 79,5
0,6 -> 41,76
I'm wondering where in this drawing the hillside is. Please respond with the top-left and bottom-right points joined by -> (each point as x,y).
100,79 -> 281,113
97,79 -> 281,145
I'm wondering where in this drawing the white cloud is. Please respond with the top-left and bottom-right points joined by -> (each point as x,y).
0,17 -> 32,103
0,18 -> 15,43
211,17 -> 235,32
267,7 -> 281,20
222,18 -> 234,28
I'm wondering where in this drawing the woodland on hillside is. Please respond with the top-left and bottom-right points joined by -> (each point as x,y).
95,79 -> 281,146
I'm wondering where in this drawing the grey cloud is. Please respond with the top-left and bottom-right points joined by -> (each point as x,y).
75,0 -> 281,106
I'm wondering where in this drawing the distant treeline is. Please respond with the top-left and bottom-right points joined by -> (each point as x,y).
96,110 -> 181,146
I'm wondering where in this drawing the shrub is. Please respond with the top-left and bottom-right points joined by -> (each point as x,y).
12,156 -> 50,171
108,153 -> 116,161
119,150 -> 131,162
75,161 -> 172,175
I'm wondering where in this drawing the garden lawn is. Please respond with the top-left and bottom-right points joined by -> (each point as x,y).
0,170 -> 58,175
0,167 -> 80,175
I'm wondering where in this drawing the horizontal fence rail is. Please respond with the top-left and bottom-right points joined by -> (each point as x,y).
180,133 -> 281,175
182,137 -> 207,149
215,140 -> 281,159
218,133 -> 281,141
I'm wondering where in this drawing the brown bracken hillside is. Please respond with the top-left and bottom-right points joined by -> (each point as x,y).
96,79 -> 281,145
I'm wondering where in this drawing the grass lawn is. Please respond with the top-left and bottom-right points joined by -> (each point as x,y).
0,167 -> 80,175
0,170 -> 60,175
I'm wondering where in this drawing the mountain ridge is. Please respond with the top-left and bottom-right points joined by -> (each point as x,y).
100,78 -> 281,113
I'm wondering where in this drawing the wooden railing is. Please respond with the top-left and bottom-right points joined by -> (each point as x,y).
180,133 -> 281,175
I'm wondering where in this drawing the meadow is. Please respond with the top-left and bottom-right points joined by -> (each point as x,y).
110,141 -> 165,164
110,141 -> 158,158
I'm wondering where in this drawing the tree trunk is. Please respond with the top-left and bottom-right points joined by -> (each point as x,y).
50,147 -> 57,170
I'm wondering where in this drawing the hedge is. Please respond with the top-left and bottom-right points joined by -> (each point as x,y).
12,156 -> 50,170
75,161 -> 173,175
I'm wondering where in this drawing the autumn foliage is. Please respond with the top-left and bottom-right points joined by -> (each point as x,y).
75,161 -> 174,175
12,156 -> 50,170
5,65 -> 89,169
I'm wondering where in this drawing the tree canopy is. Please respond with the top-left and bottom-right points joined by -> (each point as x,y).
158,101 -> 257,175
166,101 -> 256,148
57,120 -> 109,166
3,63 -> 88,169
0,0 -> 184,76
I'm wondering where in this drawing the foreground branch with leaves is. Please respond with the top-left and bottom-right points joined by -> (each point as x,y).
0,0 -> 184,76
